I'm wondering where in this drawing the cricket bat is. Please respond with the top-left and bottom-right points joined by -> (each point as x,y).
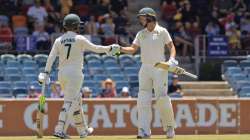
154,62 -> 198,79
36,83 -> 46,138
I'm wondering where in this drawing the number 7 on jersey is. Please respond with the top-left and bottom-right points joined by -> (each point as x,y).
65,44 -> 71,59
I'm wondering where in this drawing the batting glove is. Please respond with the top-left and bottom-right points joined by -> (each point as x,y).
167,57 -> 178,67
108,44 -> 121,56
167,57 -> 183,74
38,72 -> 50,85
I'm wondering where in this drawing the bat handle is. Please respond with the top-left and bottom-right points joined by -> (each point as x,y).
183,71 -> 198,79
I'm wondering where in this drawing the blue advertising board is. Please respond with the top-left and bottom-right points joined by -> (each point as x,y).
16,36 -> 37,51
207,36 -> 228,56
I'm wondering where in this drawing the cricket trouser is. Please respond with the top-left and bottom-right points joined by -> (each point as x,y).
54,68 -> 88,134
137,64 -> 175,135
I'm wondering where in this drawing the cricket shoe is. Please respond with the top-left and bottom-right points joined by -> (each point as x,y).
53,131 -> 71,139
137,128 -> 151,139
80,127 -> 94,138
166,126 -> 175,139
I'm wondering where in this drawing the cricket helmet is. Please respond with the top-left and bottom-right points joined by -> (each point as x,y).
137,7 -> 157,19
63,13 -> 83,30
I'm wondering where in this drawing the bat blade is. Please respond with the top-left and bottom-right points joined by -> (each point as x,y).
154,62 -> 198,79
36,111 -> 44,138
36,83 -> 46,138
154,62 -> 170,70
183,71 -> 198,79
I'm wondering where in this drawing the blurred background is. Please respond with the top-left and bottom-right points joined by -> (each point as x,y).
0,0 -> 249,99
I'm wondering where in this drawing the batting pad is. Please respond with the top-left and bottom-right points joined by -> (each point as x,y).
137,91 -> 153,135
72,99 -> 88,135
55,101 -> 72,133
155,96 -> 176,131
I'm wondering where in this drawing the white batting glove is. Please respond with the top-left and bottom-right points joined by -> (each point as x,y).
167,57 -> 178,67
167,58 -> 185,75
38,72 -> 50,85
108,44 -> 121,56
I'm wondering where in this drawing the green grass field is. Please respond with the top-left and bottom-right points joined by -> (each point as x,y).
0,135 -> 250,140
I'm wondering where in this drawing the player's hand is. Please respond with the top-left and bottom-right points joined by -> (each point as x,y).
108,44 -> 121,56
167,57 -> 178,67
38,72 -> 50,85
167,57 -> 182,74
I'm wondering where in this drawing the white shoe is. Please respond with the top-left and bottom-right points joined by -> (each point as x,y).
80,127 -> 94,138
166,126 -> 175,139
53,131 -> 71,139
137,128 -> 151,139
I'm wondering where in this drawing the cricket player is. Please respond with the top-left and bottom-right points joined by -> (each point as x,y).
38,13 -> 119,139
114,7 -> 179,139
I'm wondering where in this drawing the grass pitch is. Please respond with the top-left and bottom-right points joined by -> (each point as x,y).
0,135 -> 250,140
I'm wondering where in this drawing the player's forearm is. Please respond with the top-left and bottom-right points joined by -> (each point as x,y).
45,54 -> 56,73
170,46 -> 176,58
87,44 -> 111,54
120,46 -> 137,54
96,45 -> 111,53
168,42 -> 176,58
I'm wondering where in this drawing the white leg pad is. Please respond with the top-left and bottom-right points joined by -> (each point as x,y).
55,97 -> 87,135
54,101 -> 73,133
155,96 -> 175,131
137,90 -> 152,135
72,98 -> 88,135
